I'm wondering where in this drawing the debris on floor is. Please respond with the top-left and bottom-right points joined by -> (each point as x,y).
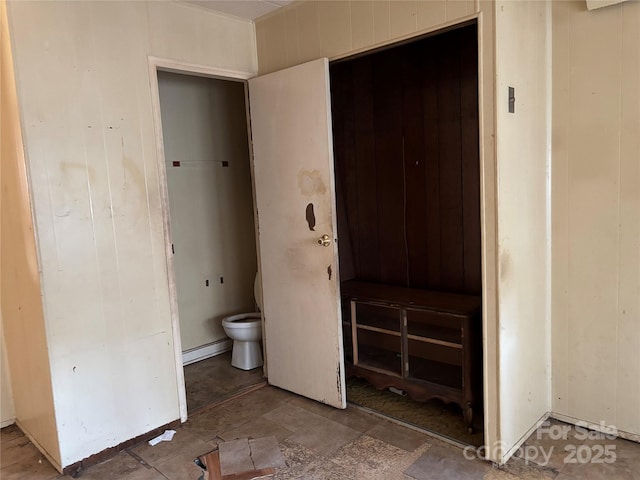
148,429 -> 176,446
196,436 -> 286,480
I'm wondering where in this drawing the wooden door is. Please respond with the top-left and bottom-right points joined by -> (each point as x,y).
248,59 -> 346,408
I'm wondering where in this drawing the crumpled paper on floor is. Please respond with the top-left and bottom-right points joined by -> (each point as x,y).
148,429 -> 176,446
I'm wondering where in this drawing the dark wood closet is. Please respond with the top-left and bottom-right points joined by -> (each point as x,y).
330,22 -> 483,432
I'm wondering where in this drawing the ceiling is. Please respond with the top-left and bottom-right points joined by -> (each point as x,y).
182,0 -> 292,20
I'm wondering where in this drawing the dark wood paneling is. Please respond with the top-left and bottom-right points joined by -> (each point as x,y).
402,43 -> 429,288
331,62 -> 359,280
331,23 -> 481,295
436,34 -> 465,291
421,39 -> 444,290
373,50 -> 407,285
352,57 -> 380,281
459,25 -> 482,294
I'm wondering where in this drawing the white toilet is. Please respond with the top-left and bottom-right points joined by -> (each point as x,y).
221,275 -> 263,370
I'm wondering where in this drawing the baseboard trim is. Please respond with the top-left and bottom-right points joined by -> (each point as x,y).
500,411 -> 551,465
182,339 -> 232,366
62,419 -> 181,477
550,412 -> 640,444
1,418 -> 15,428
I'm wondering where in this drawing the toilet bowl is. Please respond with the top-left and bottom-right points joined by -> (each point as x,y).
221,275 -> 263,370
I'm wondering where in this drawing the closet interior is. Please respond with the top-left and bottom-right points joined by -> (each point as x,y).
330,22 -> 483,434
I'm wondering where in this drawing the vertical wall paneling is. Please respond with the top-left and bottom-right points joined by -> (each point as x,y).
550,0 -> 570,418
417,0 -> 447,31
352,58 -> 380,281
372,50 -> 407,285
284,8 -> 301,67
421,39 -> 444,289
295,1 -> 322,64
551,0 -> 640,438
330,25 -> 481,295
402,43 -> 429,287
566,3 -> 620,427
319,1 -> 352,58
331,63 -> 359,281
436,33 -> 465,291
373,0 -> 391,43
495,0 -> 550,457
390,1 -> 418,39
351,1 -> 375,51
459,26 -> 482,293
6,0 -> 256,468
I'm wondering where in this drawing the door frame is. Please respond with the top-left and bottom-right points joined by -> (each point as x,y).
148,57 -> 255,422
326,12 -> 499,457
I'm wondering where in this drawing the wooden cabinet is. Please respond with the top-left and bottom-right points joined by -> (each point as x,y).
341,280 -> 482,432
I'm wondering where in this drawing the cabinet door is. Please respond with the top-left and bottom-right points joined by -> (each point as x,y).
248,59 -> 346,408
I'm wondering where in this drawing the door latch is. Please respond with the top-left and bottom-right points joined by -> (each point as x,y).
317,234 -> 332,247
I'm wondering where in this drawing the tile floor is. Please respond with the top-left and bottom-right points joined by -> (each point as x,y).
183,352 -> 265,412
2,385 -> 639,479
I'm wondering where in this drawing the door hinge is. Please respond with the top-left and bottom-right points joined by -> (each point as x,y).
171,244 -> 175,254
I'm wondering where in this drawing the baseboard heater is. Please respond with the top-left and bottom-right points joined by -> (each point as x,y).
182,339 -> 232,366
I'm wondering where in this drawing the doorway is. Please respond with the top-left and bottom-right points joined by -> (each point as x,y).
329,22 -> 484,446
156,70 -> 265,413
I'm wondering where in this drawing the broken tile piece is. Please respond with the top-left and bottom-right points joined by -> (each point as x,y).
219,438 -> 254,476
249,436 -> 286,470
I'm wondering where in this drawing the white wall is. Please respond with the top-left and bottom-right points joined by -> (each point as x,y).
158,73 -> 257,352
552,0 -> 640,438
1,0 -> 59,462
6,0 -> 256,469
494,0 -> 551,458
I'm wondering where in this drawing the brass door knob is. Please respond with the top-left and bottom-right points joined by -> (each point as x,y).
317,234 -> 332,247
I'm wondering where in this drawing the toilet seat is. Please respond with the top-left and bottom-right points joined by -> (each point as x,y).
222,313 -> 261,327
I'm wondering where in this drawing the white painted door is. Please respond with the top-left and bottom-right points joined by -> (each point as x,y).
248,58 -> 346,408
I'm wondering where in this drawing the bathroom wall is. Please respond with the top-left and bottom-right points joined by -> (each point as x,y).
5,0 -> 256,469
551,0 -> 640,437
158,72 -> 258,353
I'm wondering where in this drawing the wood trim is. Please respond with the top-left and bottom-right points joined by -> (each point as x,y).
357,325 -> 402,337
406,334 -> 463,349
350,300 -> 358,365
148,56 -> 254,81
147,56 -> 255,424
